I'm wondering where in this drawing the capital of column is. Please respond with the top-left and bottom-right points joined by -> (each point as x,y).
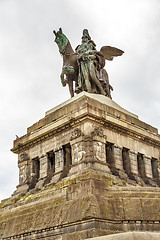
143,155 -> 152,160
113,144 -> 123,150
54,147 -> 63,152
39,154 -> 48,159
129,149 -> 138,155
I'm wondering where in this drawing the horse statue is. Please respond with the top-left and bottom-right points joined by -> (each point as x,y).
53,28 -> 124,98
53,28 -> 78,97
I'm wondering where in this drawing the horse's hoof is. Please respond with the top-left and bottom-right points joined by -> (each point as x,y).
62,82 -> 66,87
75,86 -> 82,93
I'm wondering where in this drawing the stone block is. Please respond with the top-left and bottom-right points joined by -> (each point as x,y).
123,198 -> 143,220
14,183 -> 30,195
141,198 -> 160,221
105,198 -> 124,220
3,92 -> 160,239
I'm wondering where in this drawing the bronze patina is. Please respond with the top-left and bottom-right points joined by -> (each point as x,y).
53,28 -> 124,98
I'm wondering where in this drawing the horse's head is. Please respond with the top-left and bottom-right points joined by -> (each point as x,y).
53,28 -> 68,55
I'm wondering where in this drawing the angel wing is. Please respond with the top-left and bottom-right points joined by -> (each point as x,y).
100,46 -> 124,61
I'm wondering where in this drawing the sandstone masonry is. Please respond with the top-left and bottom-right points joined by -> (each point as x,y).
0,92 -> 160,239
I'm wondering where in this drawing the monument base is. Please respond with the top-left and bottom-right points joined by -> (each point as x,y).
0,92 -> 160,239
1,169 -> 160,239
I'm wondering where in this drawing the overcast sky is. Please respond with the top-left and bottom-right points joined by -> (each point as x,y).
0,0 -> 160,201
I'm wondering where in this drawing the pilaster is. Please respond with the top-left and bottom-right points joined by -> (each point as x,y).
69,127 -> 110,176
14,152 -> 30,194
51,147 -> 64,182
35,154 -> 48,188
128,150 -> 145,185
143,155 -> 157,186
112,144 -> 128,179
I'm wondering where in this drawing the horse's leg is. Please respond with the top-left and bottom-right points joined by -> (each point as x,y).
60,67 -> 67,87
60,66 -> 75,97
68,78 -> 74,97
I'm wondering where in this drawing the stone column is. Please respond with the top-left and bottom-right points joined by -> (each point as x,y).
14,152 -> 30,194
151,158 -> 160,185
143,155 -> 157,186
51,147 -> 64,182
143,155 -> 152,179
69,127 -> 111,176
35,154 -> 48,189
55,148 -> 64,172
128,150 -> 139,176
68,128 -> 86,176
69,135 -> 89,175
92,135 -> 111,173
18,162 -> 29,185
113,144 -> 123,170
71,139 -> 84,164
112,144 -> 128,179
39,154 -> 48,179
93,139 -> 106,163
128,150 -> 145,184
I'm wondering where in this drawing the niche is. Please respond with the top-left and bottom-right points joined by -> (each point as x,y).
31,157 -> 40,188
63,143 -> 72,167
105,142 -> 117,175
60,144 -> 72,179
47,150 -> 55,175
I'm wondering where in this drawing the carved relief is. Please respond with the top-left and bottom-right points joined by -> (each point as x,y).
94,142 -> 103,161
19,165 -> 28,184
19,152 -> 29,163
91,127 -> 107,139
70,128 -> 83,140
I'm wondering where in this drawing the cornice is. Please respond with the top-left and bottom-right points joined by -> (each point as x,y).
11,110 -> 160,154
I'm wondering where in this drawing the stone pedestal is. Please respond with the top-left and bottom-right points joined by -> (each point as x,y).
1,92 -> 160,240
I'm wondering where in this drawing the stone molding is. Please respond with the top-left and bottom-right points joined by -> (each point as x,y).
2,216 -> 160,240
11,113 -> 160,154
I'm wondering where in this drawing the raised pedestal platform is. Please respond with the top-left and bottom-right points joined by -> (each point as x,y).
0,92 -> 160,239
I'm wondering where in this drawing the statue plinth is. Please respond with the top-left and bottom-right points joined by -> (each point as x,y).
1,92 -> 160,239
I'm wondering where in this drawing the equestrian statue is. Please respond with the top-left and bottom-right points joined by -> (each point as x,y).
53,28 -> 124,98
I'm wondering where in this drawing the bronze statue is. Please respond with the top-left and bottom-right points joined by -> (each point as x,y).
53,28 -> 78,97
53,28 -> 124,98
75,29 -> 106,95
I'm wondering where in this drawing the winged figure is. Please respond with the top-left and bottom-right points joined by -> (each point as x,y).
53,28 -> 124,98
100,46 -> 124,61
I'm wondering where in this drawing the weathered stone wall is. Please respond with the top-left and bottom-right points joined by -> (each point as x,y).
1,170 -> 160,239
